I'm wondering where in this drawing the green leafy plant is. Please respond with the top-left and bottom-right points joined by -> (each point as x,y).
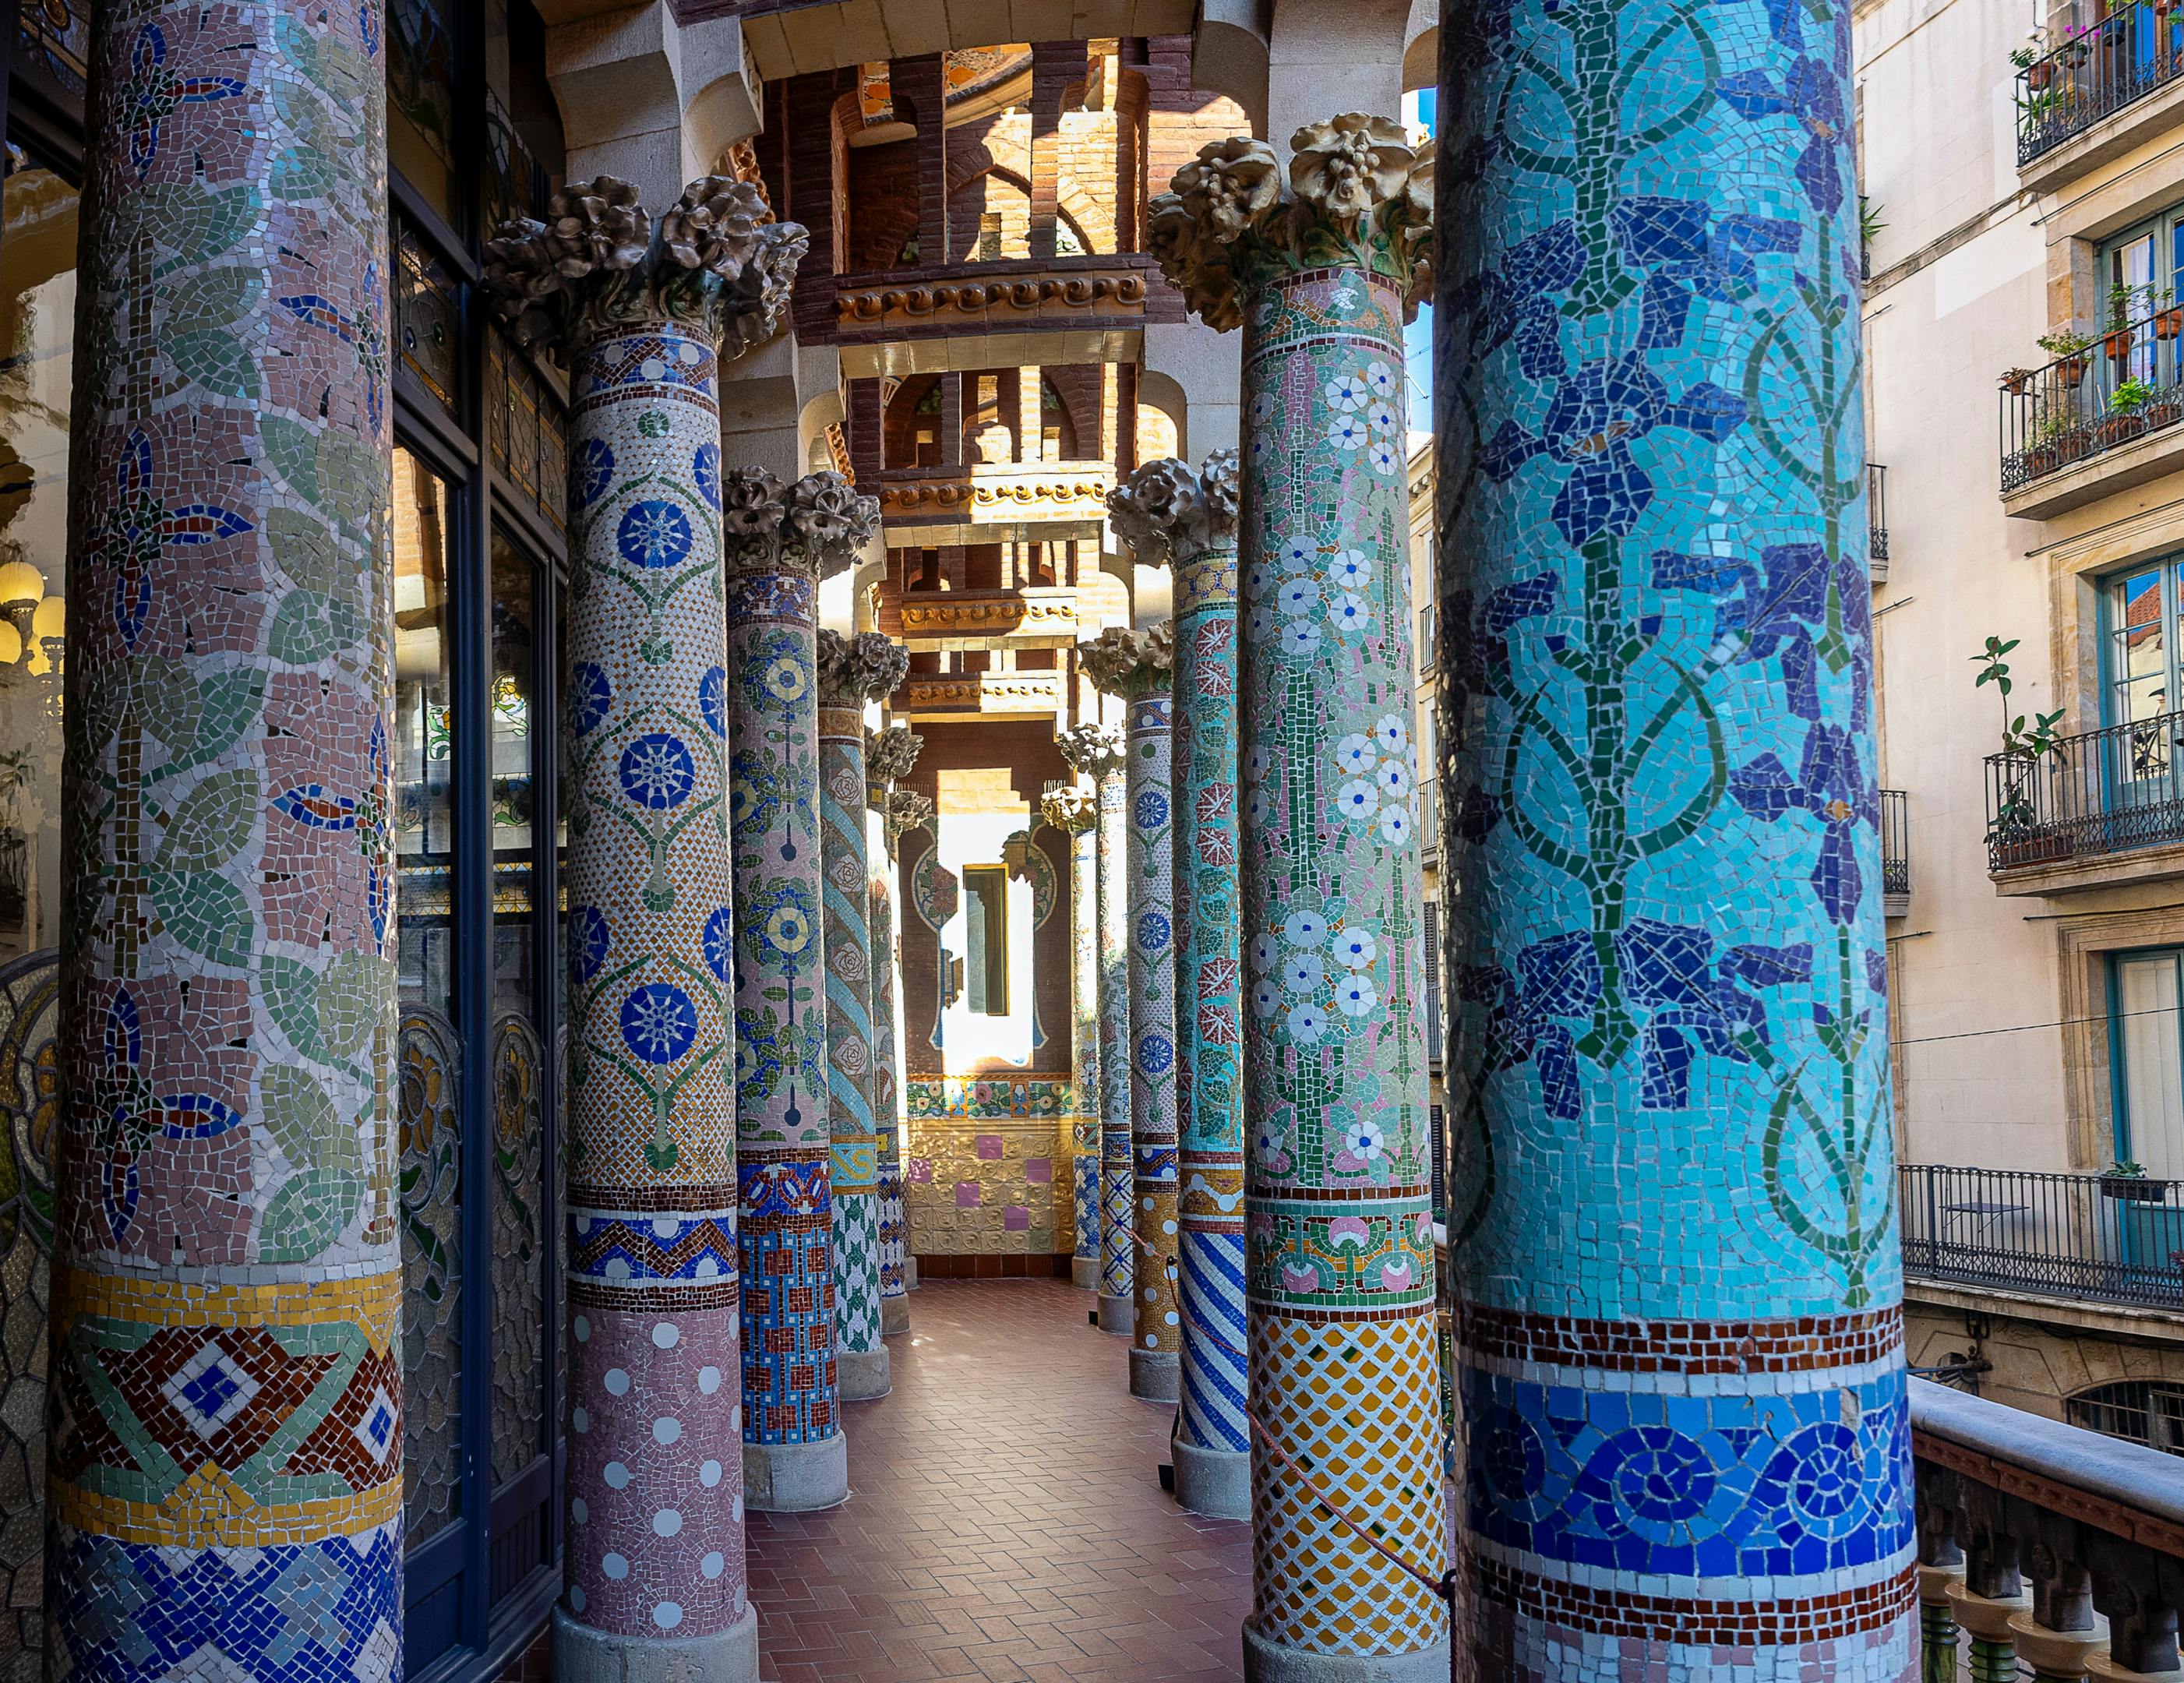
2112,378 -> 2157,413
1859,196 -> 1886,269
1974,637 -> 2066,846
2038,326 -> 2095,359
2109,1159 -> 2147,1177
2010,27 -> 2049,68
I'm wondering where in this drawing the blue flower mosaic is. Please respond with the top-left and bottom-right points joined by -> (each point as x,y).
1136,909 -> 1171,954
618,732 -> 694,810
703,906 -> 734,983
619,983 -> 697,1064
1137,1033 -> 1173,1078
571,437 -> 615,510
616,499 -> 693,570
1134,789 -> 1169,829
570,661 -> 612,735
692,442 -> 721,509
699,665 -> 726,737
570,907 -> 611,983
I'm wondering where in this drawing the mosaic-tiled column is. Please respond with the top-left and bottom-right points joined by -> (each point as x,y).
1059,722 -> 1133,1333
1082,626 -> 1182,1401
1436,4 -> 1914,1677
723,471 -> 878,1512
816,633 -> 907,1401
483,178 -> 806,1679
1039,782 -> 1103,1292
1150,121 -> 1446,1675
1112,454 -> 1248,1516
51,6 -> 404,1678
867,725 -> 923,1332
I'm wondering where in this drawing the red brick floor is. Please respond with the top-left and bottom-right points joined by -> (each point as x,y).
745,1278 -> 1252,1681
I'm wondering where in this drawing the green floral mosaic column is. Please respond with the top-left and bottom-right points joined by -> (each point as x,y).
1039,782 -> 1103,1291
1111,453 -> 1248,1518
1151,119 -> 1445,1676
52,5 -> 405,1678
817,633 -> 906,1402
867,725 -> 922,1333
1059,722 -> 1133,1334
483,176 -> 806,1680
723,471 -> 878,1513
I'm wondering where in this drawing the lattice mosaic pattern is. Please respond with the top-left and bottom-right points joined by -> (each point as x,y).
1436,0 -> 1915,1670
817,689 -> 881,1361
51,5 -> 404,1674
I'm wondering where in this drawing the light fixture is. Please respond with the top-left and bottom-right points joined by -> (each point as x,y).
0,624 -> 23,665
0,560 -> 41,608
30,595 -> 60,640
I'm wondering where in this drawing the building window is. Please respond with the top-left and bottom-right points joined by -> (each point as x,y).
2112,949 -> 2184,1178
2098,200 -> 2184,329
2103,560 -> 2184,732
963,864 -> 1009,1015
2068,1378 -> 2184,1455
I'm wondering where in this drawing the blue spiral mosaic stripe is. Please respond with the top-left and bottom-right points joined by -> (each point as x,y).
1176,1230 -> 1247,1453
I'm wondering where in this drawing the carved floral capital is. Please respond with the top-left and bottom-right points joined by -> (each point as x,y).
885,789 -> 934,849
1054,721 -> 1127,776
721,469 -> 880,579
1040,784 -> 1098,835
817,630 -> 909,707
1078,623 -> 1175,698
1106,451 -> 1240,566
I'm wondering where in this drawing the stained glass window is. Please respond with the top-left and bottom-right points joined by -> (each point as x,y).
394,216 -> 459,415
389,0 -> 459,222
486,331 -> 567,535
14,0 -> 86,98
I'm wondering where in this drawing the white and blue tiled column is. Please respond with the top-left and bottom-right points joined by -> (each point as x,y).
1435,2 -> 1915,1676
1039,782 -> 1105,1293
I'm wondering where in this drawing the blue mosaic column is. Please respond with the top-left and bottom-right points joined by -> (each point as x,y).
817,633 -> 906,1402
1150,120 -> 1447,1676
1436,2 -> 1915,1675
723,471 -> 878,1513
483,178 -> 807,1679
1083,629 -> 1182,1401
866,726 -> 922,1332
1039,782 -> 1104,1291
50,7 -> 406,1678
1059,723 -> 1133,1333
1113,453 -> 1248,1516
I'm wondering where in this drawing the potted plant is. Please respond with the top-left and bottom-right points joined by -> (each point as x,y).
2040,326 -> 2095,386
2102,1160 -> 2168,1201
2154,287 -> 2182,341
2105,281 -> 2143,364
2013,30 -> 2053,86
2101,377 -> 2155,445
1974,636 -> 2072,867
2001,366 -> 2037,397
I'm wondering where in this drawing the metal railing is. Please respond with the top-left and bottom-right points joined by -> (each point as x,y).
1879,789 -> 1909,900
1868,462 -> 1889,564
1899,1163 -> 2184,1308
1984,706 -> 2184,870
2016,4 -> 2184,165
2000,300 -> 2184,492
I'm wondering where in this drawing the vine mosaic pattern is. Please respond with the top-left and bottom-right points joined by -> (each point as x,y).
1436,0 -> 1914,1671
398,1009 -> 461,1547
49,7 -> 404,1678
0,953 -> 55,1683
490,1011 -> 545,1490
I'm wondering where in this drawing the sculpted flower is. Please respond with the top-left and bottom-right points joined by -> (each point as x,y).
662,175 -> 767,277
1108,456 -> 1201,559
1201,449 -> 1240,531
786,471 -> 880,559
721,467 -> 786,537
543,175 -> 650,277
481,217 -> 562,328
1178,136 -> 1284,241
1290,114 -> 1413,227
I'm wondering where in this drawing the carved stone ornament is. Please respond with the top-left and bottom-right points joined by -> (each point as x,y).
866,724 -> 924,792
885,789 -> 934,847
1145,115 -> 1434,330
1054,721 -> 1127,776
817,630 -> 910,707
1040,783 -> 1098,835
482,173 -> 810,356
719,468 -> 881,579
835,266 -> 1148,330
1077,623 -> 1176,698
1106,450 -> 1241,565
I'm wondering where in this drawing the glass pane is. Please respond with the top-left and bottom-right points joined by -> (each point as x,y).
489,535 -> 546,1493
485,331 -> 567,538
392,448 -> 461,1546
16,5 -> 86,97
2118,955 -> 2184,1180
2114,568 -> 2169,728
389,0 -> 459,222
394,217 -> 460,414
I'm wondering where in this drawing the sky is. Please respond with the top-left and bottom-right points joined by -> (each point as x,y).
1403,88 -> 1438,434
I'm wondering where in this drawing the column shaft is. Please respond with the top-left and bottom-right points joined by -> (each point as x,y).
51,5 -> 401,1672
1070,819 -> 1103,1290
872,873 -> 910,1330
1440,1 -> 1914,1673
1096,762 -> 1135,1333
1127,693 -> 1181,1400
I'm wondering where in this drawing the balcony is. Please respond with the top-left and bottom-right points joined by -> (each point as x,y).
1900,1164 -> 2184,1311
892,669 -> 1066,722
1868,463 -> 1890,580
891,587 -> 1080,647
1999,303 -> 2184,520
1983,708 -> 2184,891
827,256 -> 1155,379
1881,787 -> 1909,918
878,462 -> 1114,545
1914,1378 -> 2184,1676
2015,5 -> 2184,192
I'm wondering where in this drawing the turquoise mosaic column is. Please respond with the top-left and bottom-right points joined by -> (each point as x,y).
484,177 -> 806,1680
866,725 -> 922,1332
723,470 -> 877,1513
1039,782 -> 1103,1291
50,5 -> 404,1676
817,633 -> 906,1402
1436,2 -> 1914,1675
1150,120 -> 1446,1675
1083,627 -> 1182,1402
1059,722 -> 1133,1333
1112,453 -> 1248,1517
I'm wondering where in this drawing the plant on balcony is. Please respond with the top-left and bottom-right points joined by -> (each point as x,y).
2101,376 -> 2157,445
1859,196 -> 1886,279
1974,635 -> 2070,865
2001,366 -> 2037,396
2023,404 -> 2090,477
2105,282 -> 2150,364
2102,1159 -> 2168,1200
2012,28 -> 2052,86
2039,325 -> 2095,386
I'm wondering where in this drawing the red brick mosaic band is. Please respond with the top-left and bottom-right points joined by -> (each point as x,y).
1261,1298 -> 1438,1327
568,1184 -> 745,1212
567,1278 -> 743,1314
1457,1301 -> 1904,1374
1470,1551 -> 1917,1645
1257,1181 -> 1432,1205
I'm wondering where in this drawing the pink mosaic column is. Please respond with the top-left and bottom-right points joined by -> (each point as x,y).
482,178 -> 807,1682
1150,123 -> 1447,1676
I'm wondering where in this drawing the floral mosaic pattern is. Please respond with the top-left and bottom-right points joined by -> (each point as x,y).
1437,0 -> 1914,1671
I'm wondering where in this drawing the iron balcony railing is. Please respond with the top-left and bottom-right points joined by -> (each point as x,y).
1879,788 -> 1908,899
1868,462 -> 1889,564
2016,4 -> 2184,166
1900,1163 -> 2184,1309
2000,300 -> 2184,492
1983,704 -> 2184,870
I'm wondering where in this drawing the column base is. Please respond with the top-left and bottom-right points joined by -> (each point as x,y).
1071,1255 -> 1101,1290
554,1601 -> 758,1683
905,1258 -> 919,1290
1098,1293 -> 1134,1334
1173,1438 -> 1249,1520
1129,1349 -> 1180,1402
743,1434 -> 849,1513
838,1345 -> 891,1401
881,1297 -> 910,1335
1242,1623 -> 1450,1682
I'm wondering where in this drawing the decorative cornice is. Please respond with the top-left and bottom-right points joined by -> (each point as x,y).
482,174 -> 808,356
1106,451 -> 1241,566
816,630 -> 909,706
894,589 -> 1077,637
835,266 -> 1148,332
1054,721 -> 1127,776
878,467 -> 1113,520
1146,116 -> 1434,330
1078,623 -> 1175,698
896,672 -> 1064,710
721,469 -> 880,578
1040,783 -> 1098,835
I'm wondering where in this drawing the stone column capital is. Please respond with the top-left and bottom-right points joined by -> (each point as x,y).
865,725 -> 923,806
1055,721 -> 1127,775
1040,784 -> 1099,835
817,630 -> 909,708
884,790 -> 933,851
1146,116 -> 1434,330
721,469 -> 880,578
1078,624 -> 1177,700
1107,451 -> 1241,567
482,173 -> 810,357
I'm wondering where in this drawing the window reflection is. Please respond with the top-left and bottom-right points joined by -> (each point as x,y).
394,449 -> 456,1017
